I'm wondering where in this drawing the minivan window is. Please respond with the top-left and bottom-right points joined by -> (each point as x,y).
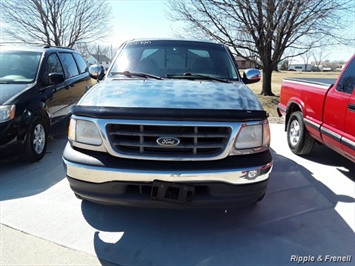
73,53 -> 88,74
59,52 -> 79,78
44,54 -> 64,84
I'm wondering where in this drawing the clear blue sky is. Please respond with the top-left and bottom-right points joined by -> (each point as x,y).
106,1 -> 355,62
106,0 -> 175,45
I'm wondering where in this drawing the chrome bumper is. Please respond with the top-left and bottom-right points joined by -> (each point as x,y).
62,143 -> 273,185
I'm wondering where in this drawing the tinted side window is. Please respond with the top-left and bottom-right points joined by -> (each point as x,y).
44,54 -> 64,84
73,53 -> 88,74
59,52 -> 79,78
336,57 -> 355,94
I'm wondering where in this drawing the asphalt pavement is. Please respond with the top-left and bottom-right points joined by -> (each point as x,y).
0,124 -> 354,266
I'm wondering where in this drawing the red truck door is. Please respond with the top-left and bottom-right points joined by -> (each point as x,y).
322,55 -> 355,160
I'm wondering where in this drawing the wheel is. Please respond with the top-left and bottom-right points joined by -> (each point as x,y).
22,116 -> 48,162
287,111 -> 315,155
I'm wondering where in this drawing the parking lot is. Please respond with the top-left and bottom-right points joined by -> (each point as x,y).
1,124 -> 354,265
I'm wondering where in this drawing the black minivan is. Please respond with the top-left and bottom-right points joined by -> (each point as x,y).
0,45 -> 94,161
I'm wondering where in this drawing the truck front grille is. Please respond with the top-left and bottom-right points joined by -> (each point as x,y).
106,124 -> 231,158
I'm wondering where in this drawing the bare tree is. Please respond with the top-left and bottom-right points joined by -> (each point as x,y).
75,43 -> 119,62
279,60 -> 289,71
0,0 -> 112,48
301,49 -> 313,72
312,49 -> 331,71
74,42 -> 95,59
166,0 -> 355,95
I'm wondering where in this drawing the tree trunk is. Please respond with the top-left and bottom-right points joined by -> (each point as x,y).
260,68 -> 274,96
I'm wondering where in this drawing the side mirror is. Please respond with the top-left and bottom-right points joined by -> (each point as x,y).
89,64 -> 105,81
243,68 -> 261,84
48,73 -> 65,85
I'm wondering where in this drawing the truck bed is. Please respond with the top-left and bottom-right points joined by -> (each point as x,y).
284,77 -> 337,87
279,77 -> 336,124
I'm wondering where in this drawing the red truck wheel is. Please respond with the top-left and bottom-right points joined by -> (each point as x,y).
287,111 -> 315,155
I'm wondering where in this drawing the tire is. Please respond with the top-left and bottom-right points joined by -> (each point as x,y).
287,111 -> 315,155
22,116 -> 48,162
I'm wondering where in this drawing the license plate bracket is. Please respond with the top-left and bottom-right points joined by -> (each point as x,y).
150,181 -> 195,204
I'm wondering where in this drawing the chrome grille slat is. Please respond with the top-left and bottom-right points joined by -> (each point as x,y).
111,140 -> 225,149
108,130 -> 228,138
106,123 -> 231,158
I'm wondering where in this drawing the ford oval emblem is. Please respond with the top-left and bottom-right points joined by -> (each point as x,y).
156,137 -> 180,146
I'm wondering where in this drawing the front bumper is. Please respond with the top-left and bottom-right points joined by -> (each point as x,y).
0,118 -> 24,158
63,143 -> 273,207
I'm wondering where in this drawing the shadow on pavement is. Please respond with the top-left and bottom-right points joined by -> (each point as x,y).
0,122 -> 68,202
300,143 -> 355,182
80,149 -> 355,265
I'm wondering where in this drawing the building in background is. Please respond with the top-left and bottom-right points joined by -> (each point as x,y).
87,54 -> 111,71
235,56 -> 256,69
288,63 -> 313,72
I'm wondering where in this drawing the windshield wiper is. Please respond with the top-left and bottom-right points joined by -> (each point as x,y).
166,73 -> 231,83
110,71 -> 162,80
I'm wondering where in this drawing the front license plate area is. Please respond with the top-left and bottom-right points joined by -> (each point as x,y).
150,181 -> 195,204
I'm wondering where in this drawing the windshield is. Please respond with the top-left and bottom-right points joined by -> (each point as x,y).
109,40 -> 240,80
0,51 -> 42,83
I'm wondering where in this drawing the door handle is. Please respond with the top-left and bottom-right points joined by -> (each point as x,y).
348,103 -> 355,111
65,84 -> 75,90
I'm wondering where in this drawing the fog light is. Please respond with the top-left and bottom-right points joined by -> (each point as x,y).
247,170 -> 260,179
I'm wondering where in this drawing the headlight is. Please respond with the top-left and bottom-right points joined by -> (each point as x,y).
68,118 -> 102,146
0,105 -> 15,122
263,122 -> 271,148
235,124 -> 263,149
233,121 -> 270,154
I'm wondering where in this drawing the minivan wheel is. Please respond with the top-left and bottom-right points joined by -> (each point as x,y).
22,116 -> 48,162
287,111 -> 315,155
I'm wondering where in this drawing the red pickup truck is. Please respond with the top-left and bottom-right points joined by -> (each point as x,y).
277,54 -> 355,163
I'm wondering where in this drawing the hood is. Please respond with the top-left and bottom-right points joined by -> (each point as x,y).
0,83 -> 30,105
79,79 -> 263,111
